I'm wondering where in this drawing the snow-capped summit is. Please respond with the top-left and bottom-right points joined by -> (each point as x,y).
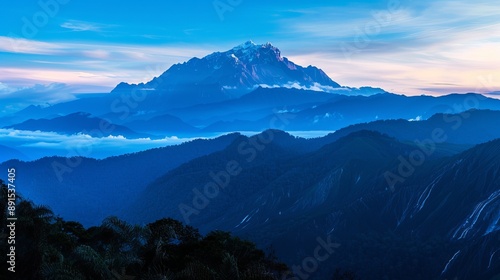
113,41 -> 341,97
231,40 -> 277,54
228,41 -> 284,63
232,40 -> 257,51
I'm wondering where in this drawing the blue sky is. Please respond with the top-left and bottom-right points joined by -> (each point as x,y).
1,0 -> 499,111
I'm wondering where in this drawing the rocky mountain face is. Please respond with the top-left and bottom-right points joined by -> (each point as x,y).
122,130 -> 500,280
113,41 -> 340,97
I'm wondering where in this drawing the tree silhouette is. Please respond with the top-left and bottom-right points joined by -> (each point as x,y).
0,180 -> 289,280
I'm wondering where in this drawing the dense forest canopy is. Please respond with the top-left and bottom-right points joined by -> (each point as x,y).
0,180 -> 359,280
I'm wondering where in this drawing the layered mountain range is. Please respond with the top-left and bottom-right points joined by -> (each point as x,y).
0,42 -> 389,134
2,42 -> 500,143
1,42 -> 499,279
2,109 -> 500,279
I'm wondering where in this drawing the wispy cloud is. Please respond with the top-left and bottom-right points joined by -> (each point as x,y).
282,0 -> 500,53
0,83 -> 78,115
0,37 -> 215,95
0,36 -> 63,55
0,36 -> 209,60
60,20 -> 111,32
277,0 -> 500,95
81,49 -> 110,59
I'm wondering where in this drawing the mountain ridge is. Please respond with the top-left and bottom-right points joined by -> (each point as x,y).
123,130 -> 500,279
4,112 -> 150,139
112,41 -> 341,96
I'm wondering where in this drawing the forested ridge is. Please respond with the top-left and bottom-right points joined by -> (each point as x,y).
0,180 -> 360,280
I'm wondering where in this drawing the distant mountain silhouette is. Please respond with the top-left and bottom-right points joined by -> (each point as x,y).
201,92 -> 500,132
2,86 -> 500,138
0,133 -> 240,225
123,113 -> 199,136
5,108 -> 500,226
0,145 -> 29,163
4,112 -> 149,138
320,109 -> 500,145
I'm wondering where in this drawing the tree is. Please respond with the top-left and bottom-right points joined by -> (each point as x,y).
0,180 -> 289,280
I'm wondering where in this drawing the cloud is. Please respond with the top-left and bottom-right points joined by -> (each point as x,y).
60,20 -> 110,32
0,35 -> 209,59
287,51 -> 500,96
261,0 -> 496,95
0,128 -> 333,161
0,83 -> 77,115
81,49 -> 110,59
276,0 -> 500,96
0,36 -> 62,55
0,82 -> 15,93
0,128 -> 204,160
282,0 -> 500,52
257,82 -> 348,93
0,36 -> 215,93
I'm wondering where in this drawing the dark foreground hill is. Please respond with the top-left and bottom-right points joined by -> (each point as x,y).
0,181 -> 290,280
124,131 -> 500,279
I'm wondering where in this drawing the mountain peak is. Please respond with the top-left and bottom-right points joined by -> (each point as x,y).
232,40 -> 276,51
112,41 -> 341,99
228,41 -> 282,62
233,40 -> 257,51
